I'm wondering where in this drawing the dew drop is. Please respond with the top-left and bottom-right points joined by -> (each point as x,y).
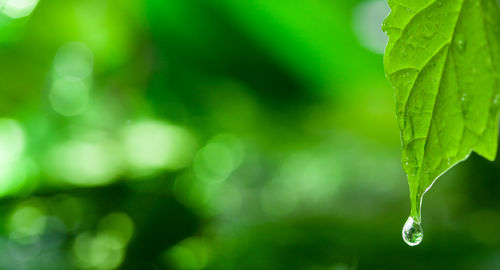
456,39 -> 466,51
382,21 -> 388,33
460,92 -> 467,102
493,94 -> 500,105
402,217 -> 423,246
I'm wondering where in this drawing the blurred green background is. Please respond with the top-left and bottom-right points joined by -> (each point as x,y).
1,0 -> 500,269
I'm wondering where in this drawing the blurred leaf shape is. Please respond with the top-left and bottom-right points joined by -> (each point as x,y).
0,0 -> 39,19
49,77 -> 90,116
121,120 -> 198,175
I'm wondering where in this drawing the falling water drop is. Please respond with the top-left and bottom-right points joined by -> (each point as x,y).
402,216 -> 423,246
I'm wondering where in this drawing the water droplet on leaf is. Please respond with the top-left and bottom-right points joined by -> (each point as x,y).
456,39 -> 466,51
402,217 -> 423,246
382,21 -> 388,33
460,92 -> 467,102
493,94 -> 500,105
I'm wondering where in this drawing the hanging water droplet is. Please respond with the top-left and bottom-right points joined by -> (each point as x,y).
402,216 -> 423,246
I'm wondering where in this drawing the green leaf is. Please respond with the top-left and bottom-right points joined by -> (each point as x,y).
383,0 -> 500,221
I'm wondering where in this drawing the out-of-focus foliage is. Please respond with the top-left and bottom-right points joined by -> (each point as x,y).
0,0 -> 499,269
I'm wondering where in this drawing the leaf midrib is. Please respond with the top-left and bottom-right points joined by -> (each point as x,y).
402,0 -> 466,194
